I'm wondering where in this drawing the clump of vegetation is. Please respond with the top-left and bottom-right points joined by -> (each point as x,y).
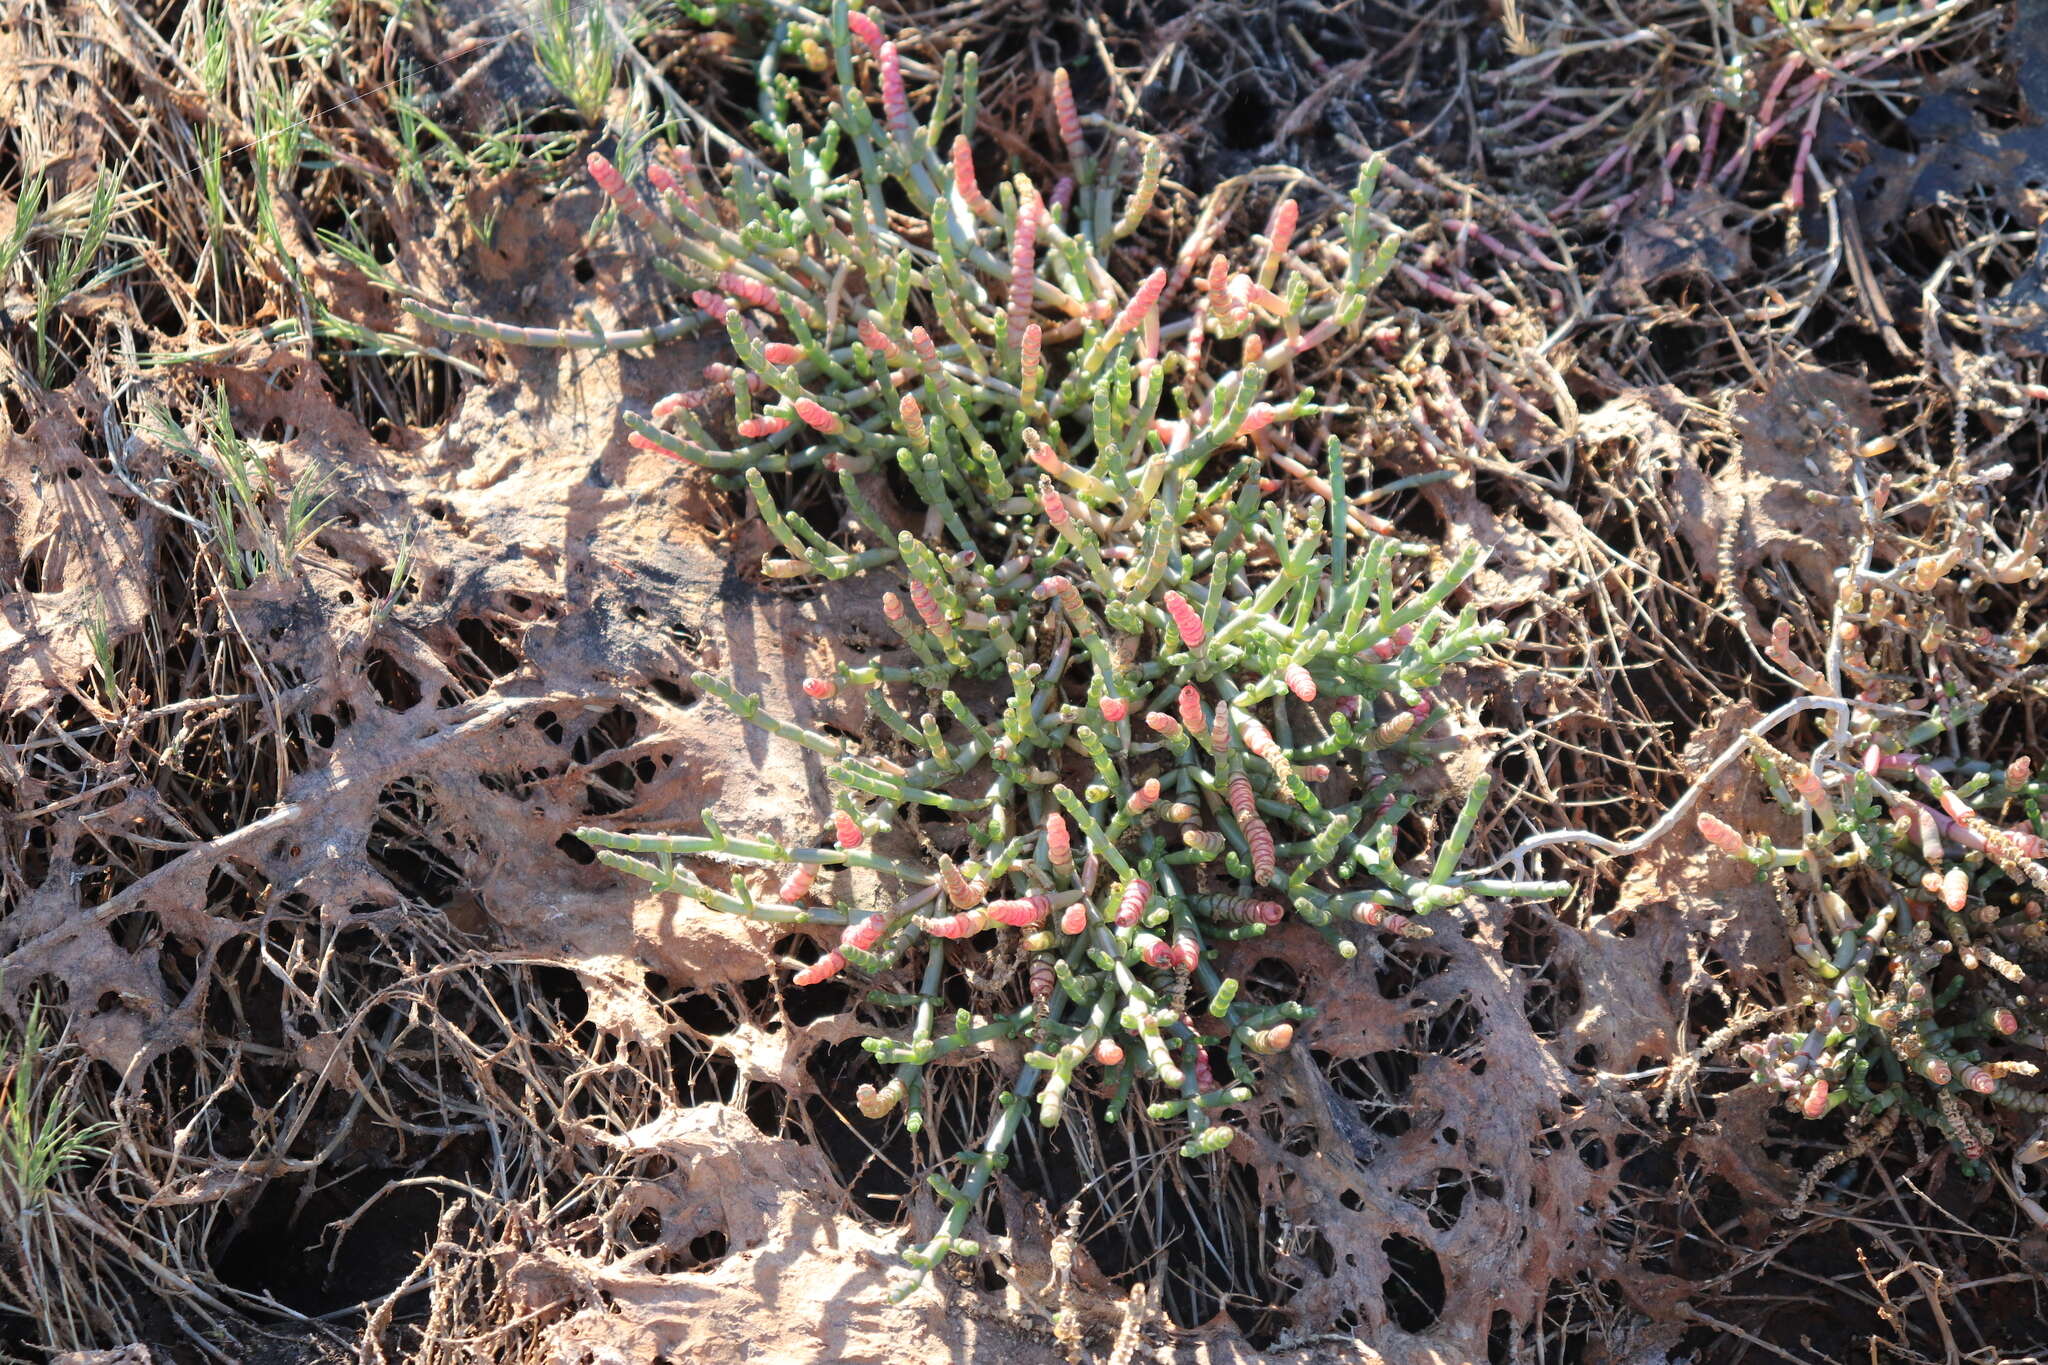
405,0 -> 1570,1293
1693,440 -> 2048,1195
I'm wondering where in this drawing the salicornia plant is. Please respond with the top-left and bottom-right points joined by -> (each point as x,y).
408,0 -> 1569,1295
1694,444 -> 2048,1197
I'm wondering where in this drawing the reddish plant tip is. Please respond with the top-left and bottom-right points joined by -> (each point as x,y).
802,676 -> 838,700
842,914 -> 886,952
1110,269 -> 1168,339
1144,712 -> 1181,736
857,317 -> 896,359
793,951 -> 847,988
1226,771 -> 1257,821
777,863 -> 817,904
1800,1078 -> 1830,1120
1263,1022 -> 1294,1051
1094,1038 -> 1125,1067
987,895 -> 1052,927
720,272 -> 779,312
1283,662 -> 1316,701
950,135 -> 988,215
941,860 -> 987,909
879,42 -> 911,131
793,397 -> 841,434
1241,815 -> 1276,884
1116,879 -> 1152,929
1032,575 -> 1085,623
586,151 -> 625,193
846,9 -> 885,54
1697,813 -> 1746,856
1238,403 -> 1282,437
1059,901 -> 1089,935
1099,697 -> 1129,724
1164,591 -> 1206,648
737,415 -> 791,440
1005,210 -> 1039,349
909,580 -> 946,632
762,342 -> 802,365
920,910 -> 989,940
1177,683 -> 1208,739
1140,937 -> 1176,968
833,810 -> 864,849
1045,811 -> 1073,868
1052,67 -> 1083,154
1369,622 -> 1417,662
1264,197 -> 1299,262
1038,476 -> 1071,528
1210,705 -> 1236,755
898,393 -> 927,442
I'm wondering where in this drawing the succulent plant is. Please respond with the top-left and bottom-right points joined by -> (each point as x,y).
1692,450 -> 2048,1196
410,0 -> 1569,1294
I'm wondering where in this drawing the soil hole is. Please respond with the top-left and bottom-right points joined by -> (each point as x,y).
1382,1234 -> 1446,1332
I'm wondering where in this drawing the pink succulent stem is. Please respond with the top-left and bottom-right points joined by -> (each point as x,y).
1046,811 -> 1072,869
951,136 -> 995,220
879,42 -> 912,135
1163,591 -> 1205,649
1109,269 -> 1166,339
1005,211 -> 1039,354
793,398 -> 841,434
1116,879 -> 1152,929
846,10 -> 885,55
1052,68 -> 1084,160
986,895 -> 1052,927
778,863 -> 817,903
834,810 -> 864,849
